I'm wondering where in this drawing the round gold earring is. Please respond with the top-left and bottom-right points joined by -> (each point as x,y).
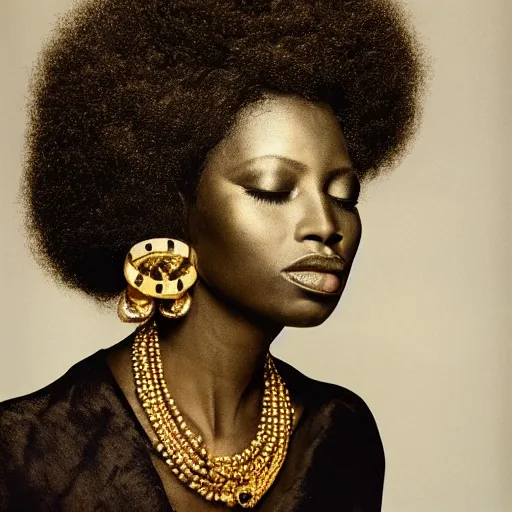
159,293 -> 192,319
117,285 -> 156,323
117,238 -> 198,323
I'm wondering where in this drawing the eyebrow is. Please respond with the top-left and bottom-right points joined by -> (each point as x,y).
238,154 -> 356,177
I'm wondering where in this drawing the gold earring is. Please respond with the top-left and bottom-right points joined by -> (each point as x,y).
117,238 -> 198,323
159,293 -> 192,319
117,285 -> 156,323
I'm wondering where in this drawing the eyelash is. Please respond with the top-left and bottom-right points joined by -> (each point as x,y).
245,189 -> 359,211
245,190 -> 290,203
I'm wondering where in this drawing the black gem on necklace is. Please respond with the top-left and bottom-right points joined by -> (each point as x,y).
238,491 -> 252,505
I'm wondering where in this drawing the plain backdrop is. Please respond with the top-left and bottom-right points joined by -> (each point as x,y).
1,1 -> 511,511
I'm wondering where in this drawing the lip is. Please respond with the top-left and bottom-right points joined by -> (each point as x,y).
282,253 -> 346,275
281,254 -> 346,295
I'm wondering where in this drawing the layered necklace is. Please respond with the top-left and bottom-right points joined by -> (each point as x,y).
132,321 -> 294,508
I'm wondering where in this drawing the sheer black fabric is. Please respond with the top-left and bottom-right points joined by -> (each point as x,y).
0,335 -> 385,511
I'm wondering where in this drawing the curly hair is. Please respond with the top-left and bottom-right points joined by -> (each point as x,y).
22,0 -> 426,301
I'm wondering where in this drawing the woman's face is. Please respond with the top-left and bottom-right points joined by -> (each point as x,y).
188,93 -> 362,327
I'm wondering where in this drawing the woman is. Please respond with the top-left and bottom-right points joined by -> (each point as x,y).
0,0 -> 425,510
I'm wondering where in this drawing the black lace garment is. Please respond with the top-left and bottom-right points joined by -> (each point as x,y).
0,334 -> 385,512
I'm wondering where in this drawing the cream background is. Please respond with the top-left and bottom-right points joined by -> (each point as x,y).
1,1 -> 510,511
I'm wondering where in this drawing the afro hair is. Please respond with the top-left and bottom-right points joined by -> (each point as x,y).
23,0 -> 426,301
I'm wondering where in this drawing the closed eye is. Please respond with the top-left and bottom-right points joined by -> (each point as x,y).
330,197 -> 359,212
245,189 -> 291,204
245,188 -> 358,210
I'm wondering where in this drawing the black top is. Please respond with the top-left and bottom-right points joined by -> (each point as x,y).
0,335 -> 385,512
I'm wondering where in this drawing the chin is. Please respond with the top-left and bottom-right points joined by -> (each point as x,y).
280,303 -> 339,328
260,288 -> 342,327
286,314 -> 333,328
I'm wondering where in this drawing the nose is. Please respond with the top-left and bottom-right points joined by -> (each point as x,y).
294,190 -> 343,248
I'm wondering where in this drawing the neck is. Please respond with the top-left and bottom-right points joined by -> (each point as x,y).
157,281 -> 283,443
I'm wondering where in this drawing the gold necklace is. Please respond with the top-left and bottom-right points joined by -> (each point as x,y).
132,321 -> 294,508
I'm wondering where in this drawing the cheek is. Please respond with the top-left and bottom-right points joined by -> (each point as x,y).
342,211 -> 362,261
190,194 -> 285,289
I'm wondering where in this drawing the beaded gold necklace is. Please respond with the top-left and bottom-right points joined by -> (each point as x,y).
132,321 -> 294,508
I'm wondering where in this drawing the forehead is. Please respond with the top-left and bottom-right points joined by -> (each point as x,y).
203,93 -> 352,175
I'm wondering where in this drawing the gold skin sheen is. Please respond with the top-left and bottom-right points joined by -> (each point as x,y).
107,93 -> 362,511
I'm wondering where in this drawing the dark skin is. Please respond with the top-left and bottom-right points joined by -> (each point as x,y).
107,93 -> 362,511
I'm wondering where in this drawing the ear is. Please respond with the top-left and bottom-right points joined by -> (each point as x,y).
189,245 -> 199,268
